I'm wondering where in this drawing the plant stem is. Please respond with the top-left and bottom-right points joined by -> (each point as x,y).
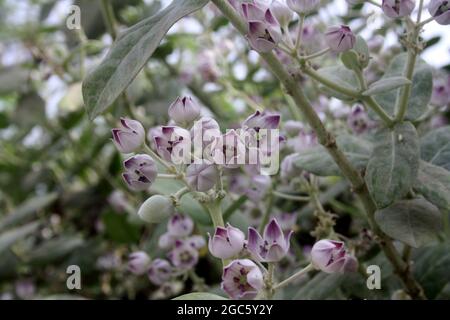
100,0 -> 118,40
273,264 -> 314,290
367,0 -> 382,8
264,263 -> 275,299
295,14 -> 305,52
272,190 -> 310,202
302,66 -> 360,98
258,192 -> 274,234
299,48 -> 330,61
211,0 -> 426,299
363,96 -> 395,126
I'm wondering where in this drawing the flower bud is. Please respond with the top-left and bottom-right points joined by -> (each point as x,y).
431,76 -> 450,106
286,0 -> 320,14
382,0 -> 415,19
243,2 -> 282,52
208,224 -> 246,259
151,126 -> 191,163
148,258 -> 172,286
167,213 -> 194,237
127,251 -> 151,275
347,104 -> 373,134
112,118 -> 145,153
168,96 -> 201,125
221,259 -> 264,299
158,232 -> 176,249
137,195 -> 174,223
187,235 -> 206,249
186,163 -> 219,192
429,0 -> 450,25
122,154 -> 157,191
270,0 -> 293,27
242,110 -> 281,131
168,239 -> 199,270
248,218 -> 293,262
310,239 -> 358,273
325,25 -> 355,53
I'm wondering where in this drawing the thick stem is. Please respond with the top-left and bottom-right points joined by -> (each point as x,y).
211,0 -> 426,299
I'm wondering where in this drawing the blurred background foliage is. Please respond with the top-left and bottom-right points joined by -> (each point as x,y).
0,0 -> 449,300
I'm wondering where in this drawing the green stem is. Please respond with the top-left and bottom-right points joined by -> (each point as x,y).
211,0 -> 426,299
295,14 -> 305,52
395,50 -> 417,122
299,48 -> 330,61
273,264 -> 314,290
258,192 -> 274,234
100,0 -> 118,40
272,190 -> 310,202
302,66 -> 360,98
363,96 -> 395,126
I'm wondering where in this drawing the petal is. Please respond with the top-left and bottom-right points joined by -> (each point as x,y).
263,218 -> 284,244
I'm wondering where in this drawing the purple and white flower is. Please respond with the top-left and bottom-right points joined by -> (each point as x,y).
167,214 -> 194,238
186,163 -> 219,192
429,0 -> 450,25
112,118 -> 145,153
208,224 -> 246,259
151,126 -> 191,163
168,96 -> 201,125
242,2 -> 282,52
310,239 -> 358,273
128,251 -> 151,275
122,154 -> 157,191
168,239 -> 199,270
221,259 -> 264,299
382,0 -> 415,19
325,25 -> 355,53
148,259 -> 173,286
247,218 -> 293,262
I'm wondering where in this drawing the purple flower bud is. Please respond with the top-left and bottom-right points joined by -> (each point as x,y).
310,239 -> 358,273
168,96 -> 201,125
158,232 -> 176,249
382,0 -> 415,19
187,235 -> 206,249
191,117 -> 221,150
325,25 -> 356,53
122,154 -> 157,191
286,0 -> 320,14
15,280 -> 35,299
128,251 -> 151,275
151,126 -> 191,163
429,0 -> 450,24
243,3 -> 282,52
221,259 -> 264,299
347,104 -> 373,134
246,175 -> 272,202
208,224 -> 246,259
431,75 -> 450,106
168,239 -> 199,270
243,110 -> 281,131
167,213 -> 194,238
148,258 -> 172,286
248,218 -> 293,262
270,0 -> 293,27
186,163 -> 219,192
210,130 -> 247,168
112,118 -> 145,153
138,195 -> 174,223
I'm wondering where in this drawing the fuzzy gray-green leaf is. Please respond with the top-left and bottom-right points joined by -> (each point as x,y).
420,126 -> 450,171
82,0 -> 209,119
362,76 -> 411,96
414,161 -> 450,211
365,122 -> 419,208
375,199 -> 442,248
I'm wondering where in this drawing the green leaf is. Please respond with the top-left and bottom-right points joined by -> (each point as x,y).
365,122 -> 420,208
316,66 -> 358,100
414,161 -> 450,211
293,273 -> 344,299
173,292 -> 228,300
372,53 -> 433,121
82,0 -> 209,119
294,135 -> 373,177
0,222 -> 40,254
353,35 -> 370,68
26,236 -> 84,266
374,199 -> 442,248
0,193 -> 58,232
102,211 -> 140,244
420,126 -> 450,171
340,50 -> 360,71
362,76 -> 411,96
413,242 -> 450,299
